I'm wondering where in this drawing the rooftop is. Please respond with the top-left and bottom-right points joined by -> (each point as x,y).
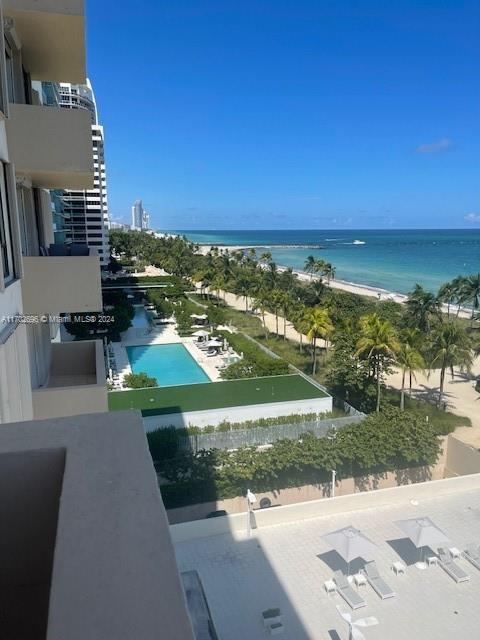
108,374 -> 329,416
174,476 -> 480,640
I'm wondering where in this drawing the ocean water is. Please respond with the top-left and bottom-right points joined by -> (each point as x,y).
172,229 -> 480,295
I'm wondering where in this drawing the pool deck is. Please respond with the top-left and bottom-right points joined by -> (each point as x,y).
110,309 -> 236,387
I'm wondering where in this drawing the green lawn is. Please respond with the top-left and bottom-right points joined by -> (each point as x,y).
108,374 -> 329,416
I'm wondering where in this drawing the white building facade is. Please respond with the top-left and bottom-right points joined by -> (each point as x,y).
58,81 -> 110,265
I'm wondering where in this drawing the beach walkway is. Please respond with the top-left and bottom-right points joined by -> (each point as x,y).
206,286 -> 480,444
387,358 -> 480,445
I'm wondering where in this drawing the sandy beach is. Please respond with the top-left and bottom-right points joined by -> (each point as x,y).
197,243 -> 472,319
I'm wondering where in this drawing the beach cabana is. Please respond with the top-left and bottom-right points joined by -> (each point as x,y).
322,526 -> 377,576
394,517 -> 450,568
192,329 -> 210,342
190,313 -> 208,325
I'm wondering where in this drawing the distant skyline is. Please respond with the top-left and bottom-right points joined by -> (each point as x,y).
86,1 -> 479,230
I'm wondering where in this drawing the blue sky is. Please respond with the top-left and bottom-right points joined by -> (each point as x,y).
86,0 -> 480,230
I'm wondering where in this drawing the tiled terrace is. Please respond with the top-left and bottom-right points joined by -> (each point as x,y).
175,487 -> 480,640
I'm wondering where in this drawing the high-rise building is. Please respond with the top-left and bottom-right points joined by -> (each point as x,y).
0,4 -> 194,638
58,80 -> 110,265
131,199 -> 150,230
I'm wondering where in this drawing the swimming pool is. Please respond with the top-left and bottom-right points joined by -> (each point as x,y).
126,343 -> 210,387
131,306 -> 151,329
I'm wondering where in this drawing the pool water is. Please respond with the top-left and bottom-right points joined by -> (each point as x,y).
126,343 -> 210,387
131,307 -> 151,329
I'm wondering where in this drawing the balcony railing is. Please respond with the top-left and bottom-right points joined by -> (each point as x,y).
21,246 -> 102,314
3,0 -> 86,83
5,103 -> 93,190
32,340 -> 107,420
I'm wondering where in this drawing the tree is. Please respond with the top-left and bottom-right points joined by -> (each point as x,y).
355,314 -> 399,412
123,372 -> 157,389
305,307 -> 334,374
271,289 -> 285,335
405,284 -> 439,331
304,255 -> 316,280
292,305 -> 309,353
234,275 -> 251,312
462,273 -> 480,322
429,322 -> 473,408
396,342 -> 425,410
252,289 -> 270,339
322,262 -> 336,284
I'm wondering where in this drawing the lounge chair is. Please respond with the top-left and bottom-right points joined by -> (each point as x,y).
333,571 -> 366,610
463,545 -> 480,571
437,548 -> 470,583
362,561 -> 395,599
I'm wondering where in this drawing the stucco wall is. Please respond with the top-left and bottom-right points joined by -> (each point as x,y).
143,395 -> 333,430
170,471 -> 480,543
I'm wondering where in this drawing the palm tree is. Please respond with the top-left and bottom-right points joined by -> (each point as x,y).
305,307 -> 334,375
313,259 -> 327,280
322,262 -> 336,284
396,343 -> 425,410
401,327 -> 423,390
437,281 -> 457,319
355,314 -> 399,412
292,305 -> 309,353
210,275 -> 225,303
429,322 -> 473,408
252,289 -> 270,339
463,273 -> 480,322
260,251 -> 272,265
278,291 -> 293,341
263,261 -> 278,290
304,255 -> 316,280
271,289 -> 284,336
234,275 -> 251,312
405,284 -> 440,331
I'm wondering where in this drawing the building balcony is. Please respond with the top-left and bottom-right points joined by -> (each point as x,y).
3,0 -> 86,83
5,103 -> 93,190
32,340 -> 107,420
21,251 -> 102,315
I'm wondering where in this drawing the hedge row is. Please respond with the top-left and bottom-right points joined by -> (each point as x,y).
158,408 -> 441,509
218,331 -> 290,378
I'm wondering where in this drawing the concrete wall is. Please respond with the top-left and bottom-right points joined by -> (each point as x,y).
0,447 -> 65,638
21,254 -> 102,314
3,1 -> 86,84
5,104 -> 93,189
445,435 -> 480,477
170,471 -> 480,543
144,395 -> 333,430
0,411 -> 195,640
32,340 -> 107,420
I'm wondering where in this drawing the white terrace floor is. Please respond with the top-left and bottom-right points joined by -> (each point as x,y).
175,488 -> 480,640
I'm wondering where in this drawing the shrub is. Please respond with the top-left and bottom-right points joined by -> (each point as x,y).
157,407 -> 442,508
219,331 -> 289,379
123,372 -> 157,389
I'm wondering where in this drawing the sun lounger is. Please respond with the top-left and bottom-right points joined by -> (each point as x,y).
333,571 -> 366,610
463,545 -> 480,571
362,561 -> 395,599
437,548 -> 470,583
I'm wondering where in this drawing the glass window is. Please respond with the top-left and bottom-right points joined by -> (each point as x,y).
4,42 -> 15,104
0,165 -> 15,283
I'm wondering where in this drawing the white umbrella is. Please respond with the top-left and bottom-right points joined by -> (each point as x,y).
190,313 -> 208,320
206,339 -> 223,348
192,329 -> 210,337
322,526 -> 377,575
395,517 -> 450,567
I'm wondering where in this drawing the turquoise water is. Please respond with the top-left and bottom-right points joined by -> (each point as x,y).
126,343 -> 210,387
173,229 -> 480,295
131,307 -> 151,329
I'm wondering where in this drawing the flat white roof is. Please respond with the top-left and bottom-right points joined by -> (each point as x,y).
175,486 -> 480,639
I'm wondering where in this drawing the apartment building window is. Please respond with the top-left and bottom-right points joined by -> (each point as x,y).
0,165 -> 15,285
4,42 -> 15,103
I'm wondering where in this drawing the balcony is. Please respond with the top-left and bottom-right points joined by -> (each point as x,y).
32,340 -> 107,420
3,0 -> 86,83
5,104 -> 93,190
21,251 -> 102,315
